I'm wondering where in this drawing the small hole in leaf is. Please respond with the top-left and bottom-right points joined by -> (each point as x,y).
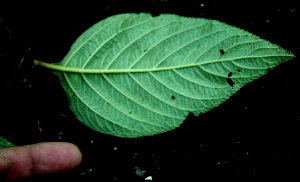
228,72 -> 233,77
227,78 -> 235,87
237,69 -> 241,72
171,96 -> 175,100
219,49 -> 225,55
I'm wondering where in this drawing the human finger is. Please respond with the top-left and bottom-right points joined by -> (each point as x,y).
0,142 -> 82,181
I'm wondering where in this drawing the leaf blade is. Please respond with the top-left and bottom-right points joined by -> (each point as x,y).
48,13 -> 294,137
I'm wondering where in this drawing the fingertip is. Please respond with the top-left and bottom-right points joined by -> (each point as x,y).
0,142 -> 82,181
29,142 -> 82,174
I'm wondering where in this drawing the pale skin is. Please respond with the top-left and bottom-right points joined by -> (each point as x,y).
0,142 -> 82,181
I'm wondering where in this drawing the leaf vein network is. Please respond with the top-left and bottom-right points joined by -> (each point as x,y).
63,73 -> 134,131
81,73 -> 168,128
80,15 -> 154,69
102,73 -> 184,120
128,22 -> 211,69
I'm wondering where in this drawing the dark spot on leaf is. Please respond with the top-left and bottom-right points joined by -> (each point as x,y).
219,49 -> 225,55
144,48 -> 148,52
227,72 -> 234,87
171,95 -> 175,100
227,78 -> 235,87
237,69 -> 241,72
128,111 -> 132,114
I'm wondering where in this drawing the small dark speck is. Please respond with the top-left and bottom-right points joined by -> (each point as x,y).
220,49 -> 225,55
237,69 -> 241,72
227,78 -> 235,87
171,96 -> 175,100
227,72 -> 234,87
144,48 -> 148,52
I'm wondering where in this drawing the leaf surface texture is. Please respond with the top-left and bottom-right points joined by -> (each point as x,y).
54,13 -> 294,137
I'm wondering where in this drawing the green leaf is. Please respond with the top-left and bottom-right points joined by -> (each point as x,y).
34,13 -> 294,138
0,137 -> 15,149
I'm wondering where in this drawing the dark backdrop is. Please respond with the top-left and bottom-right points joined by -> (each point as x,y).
1,1 -> 299,181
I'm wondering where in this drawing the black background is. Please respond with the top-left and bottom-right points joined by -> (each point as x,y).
1,1 -> 299,181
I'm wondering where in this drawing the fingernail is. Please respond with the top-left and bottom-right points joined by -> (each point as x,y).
0,152 -> 10,165
0,152 -> 11,169
0,153 -> 8,160
0,152 -> 11,178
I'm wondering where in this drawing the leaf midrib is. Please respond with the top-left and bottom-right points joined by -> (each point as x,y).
34,53 -> 292,74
